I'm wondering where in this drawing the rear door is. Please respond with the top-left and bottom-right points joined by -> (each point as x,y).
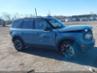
21,19 -> 36,45
34,18 -> 56,48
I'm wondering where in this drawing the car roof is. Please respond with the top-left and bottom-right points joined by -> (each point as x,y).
13,16 -> 55,22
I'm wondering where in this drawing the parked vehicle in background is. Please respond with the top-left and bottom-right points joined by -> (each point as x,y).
10,16 -> 95,58
0,19 -> 6,27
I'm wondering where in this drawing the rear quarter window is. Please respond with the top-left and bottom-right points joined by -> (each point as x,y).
12,20 -> 22,28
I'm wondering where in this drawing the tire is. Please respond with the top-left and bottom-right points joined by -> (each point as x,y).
13,38 -> 25,51
59,41 -> 77,59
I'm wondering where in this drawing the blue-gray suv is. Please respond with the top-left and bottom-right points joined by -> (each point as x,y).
10,16 -> 95,58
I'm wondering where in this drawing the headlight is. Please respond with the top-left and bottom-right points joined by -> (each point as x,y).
84,33 -> 93,40
84,29 -> 88,32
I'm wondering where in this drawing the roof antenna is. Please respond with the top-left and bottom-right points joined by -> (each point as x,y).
35,8 -> 37,16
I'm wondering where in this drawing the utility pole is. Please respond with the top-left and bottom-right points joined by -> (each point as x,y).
35,8 -> 37,16
48,10 -> 51,16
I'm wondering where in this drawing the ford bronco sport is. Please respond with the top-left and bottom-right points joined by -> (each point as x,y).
10,16 -> 95,58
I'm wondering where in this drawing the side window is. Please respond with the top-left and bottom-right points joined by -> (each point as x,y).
22,19 -> 34,29
35,18 -> 50,30
12,20 -> 22,28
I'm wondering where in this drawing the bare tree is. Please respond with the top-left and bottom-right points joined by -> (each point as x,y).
1,13 -> 12,26
3,14 -> 11,21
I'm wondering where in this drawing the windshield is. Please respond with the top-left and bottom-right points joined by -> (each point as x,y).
48,18 -> 65,29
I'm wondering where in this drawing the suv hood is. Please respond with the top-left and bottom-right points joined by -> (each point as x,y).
58,25 -> 92,32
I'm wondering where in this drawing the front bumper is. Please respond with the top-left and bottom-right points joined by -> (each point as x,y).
77,39 -> 95,52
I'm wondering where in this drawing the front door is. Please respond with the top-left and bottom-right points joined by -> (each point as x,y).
34,18 -> 56,48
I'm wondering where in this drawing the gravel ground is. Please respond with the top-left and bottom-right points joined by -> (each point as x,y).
0,23 -> 97,72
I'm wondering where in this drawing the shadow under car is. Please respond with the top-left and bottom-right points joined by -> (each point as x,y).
21,47 -> 97,68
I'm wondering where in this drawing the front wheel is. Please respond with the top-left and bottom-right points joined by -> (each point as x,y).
59,41 -> 77,58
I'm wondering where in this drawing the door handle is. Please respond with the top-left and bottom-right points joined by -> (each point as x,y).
40,34 -> 47,38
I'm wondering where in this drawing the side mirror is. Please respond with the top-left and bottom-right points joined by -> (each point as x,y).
44,27 -> 52,31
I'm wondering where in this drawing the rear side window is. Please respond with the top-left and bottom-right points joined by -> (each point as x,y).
12,20 -> 22,28
21,19 -> 34,29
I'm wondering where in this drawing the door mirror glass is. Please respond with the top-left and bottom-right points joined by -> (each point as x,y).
44,27 -> 52,31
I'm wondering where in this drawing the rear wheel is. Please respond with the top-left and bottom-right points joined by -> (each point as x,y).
59,41 -> 77,58
13,38 -> 25,51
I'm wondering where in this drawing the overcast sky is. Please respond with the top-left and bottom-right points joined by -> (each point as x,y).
0,0 -> 97,16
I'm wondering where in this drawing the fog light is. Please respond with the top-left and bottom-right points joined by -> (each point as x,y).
85,33 -> 92,40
